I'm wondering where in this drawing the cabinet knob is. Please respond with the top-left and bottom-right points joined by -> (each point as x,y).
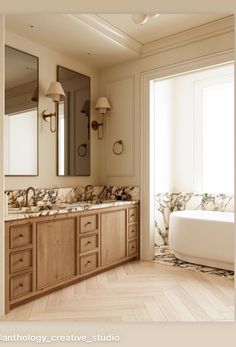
18,234 -> 24,238
19,283 -> 24,287
19,258 -> 24,262
85,222 -> 91,226
86,260 -> 91,265
86,241 -> 92,245
130,213 -> 135,218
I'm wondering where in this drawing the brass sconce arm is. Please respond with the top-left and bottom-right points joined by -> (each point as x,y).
42,81 -> 65,133
42,108 -> 57,133
91,120 -> 103,140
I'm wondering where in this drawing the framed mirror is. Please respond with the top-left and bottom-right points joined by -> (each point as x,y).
5,46 -> 38,176
57,65 -> 90,176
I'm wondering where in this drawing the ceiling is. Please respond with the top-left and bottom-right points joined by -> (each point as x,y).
6,14 -> 227,70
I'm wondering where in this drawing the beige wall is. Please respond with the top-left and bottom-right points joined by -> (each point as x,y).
5,31 -> 101,190
98,16 -> 234,187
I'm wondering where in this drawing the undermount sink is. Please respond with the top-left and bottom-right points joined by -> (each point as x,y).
54,202 -> 90,208
8,206 -> 41,214
98,199 -> 117,204
7,200 -> 124,215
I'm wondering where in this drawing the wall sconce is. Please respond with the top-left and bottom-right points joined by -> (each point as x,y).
42,81 -> 65,133
92,97 -> 111,140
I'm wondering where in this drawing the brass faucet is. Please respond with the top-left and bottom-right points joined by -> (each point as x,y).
84,185 -> 94,202
25,187 -> 36,207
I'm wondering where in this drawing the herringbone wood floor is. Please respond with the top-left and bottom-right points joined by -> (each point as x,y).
2,261 -> 234,322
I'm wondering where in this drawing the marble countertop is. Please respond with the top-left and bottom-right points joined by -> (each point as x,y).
5,200 -> 139,222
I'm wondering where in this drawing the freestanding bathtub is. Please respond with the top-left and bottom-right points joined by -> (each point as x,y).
169,210 -> 234,271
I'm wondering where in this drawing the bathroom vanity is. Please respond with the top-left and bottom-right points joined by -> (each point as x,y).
5,202 -> 139,312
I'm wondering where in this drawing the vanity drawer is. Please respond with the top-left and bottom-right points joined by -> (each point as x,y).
128,240 -> 138,257
128,224 -> 138,239
128,207 -> 138,223
10,249 -> 32,274
80,214 -> 98,233
10,224 -> 32,249
80,253 -> 98,274
80,234 -> 98,253
10,272 -> 33,300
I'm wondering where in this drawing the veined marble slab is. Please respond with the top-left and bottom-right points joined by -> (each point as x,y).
5,200 -> 139,222
154,245 -> 234,280
6,185 -> 140,208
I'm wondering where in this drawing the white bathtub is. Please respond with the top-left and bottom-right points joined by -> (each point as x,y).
169,210 -> 234,271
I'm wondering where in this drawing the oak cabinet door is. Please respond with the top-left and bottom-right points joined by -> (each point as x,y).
37,218 -> 76,289
100,210 -> 126,266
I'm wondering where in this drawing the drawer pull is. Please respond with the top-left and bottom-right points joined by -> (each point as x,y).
132,246 -> 135,249
86,260 -> 91,265
86,241 -> 92,245
19,258 -> 24,262
19,283 -> 24,287
85,222 -> 91,226
131,229 -> 135,233
18,234 -> 24,238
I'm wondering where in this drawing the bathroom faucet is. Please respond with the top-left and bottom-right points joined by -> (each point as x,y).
25,187 -> 36,207
84,185 -> 94,202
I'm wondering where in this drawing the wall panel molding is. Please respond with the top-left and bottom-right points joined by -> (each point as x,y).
105,75 -> 135,177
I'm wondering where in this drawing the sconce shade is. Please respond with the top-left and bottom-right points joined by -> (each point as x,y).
46,81 -> 65,102
95,97 -> 111,114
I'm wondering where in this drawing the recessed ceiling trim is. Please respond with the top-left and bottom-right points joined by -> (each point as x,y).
65,14 -> 143,56
142,15 -> 234,58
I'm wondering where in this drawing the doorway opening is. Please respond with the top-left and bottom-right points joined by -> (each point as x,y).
150,62 -> 234,277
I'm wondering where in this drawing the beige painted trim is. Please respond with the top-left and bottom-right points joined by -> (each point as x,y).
142,15 -> 234,57
65,15 -> 233,62
105,74 -> 136,177
65,14 -> 142,56
140,50 -> 234,261
0,15 -> 5,316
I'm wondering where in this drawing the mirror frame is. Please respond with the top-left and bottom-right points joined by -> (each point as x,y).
5,45 -> 39,177
56,65 -> 91,177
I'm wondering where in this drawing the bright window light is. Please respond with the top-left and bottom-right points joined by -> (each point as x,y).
202,82 -> 234,193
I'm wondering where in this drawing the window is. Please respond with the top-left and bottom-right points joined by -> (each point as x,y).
194,66 -> 234,194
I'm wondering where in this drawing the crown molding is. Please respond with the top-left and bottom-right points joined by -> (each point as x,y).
65,14 -> 143,56
65,15 -> 234,62
141,16 -> 234,58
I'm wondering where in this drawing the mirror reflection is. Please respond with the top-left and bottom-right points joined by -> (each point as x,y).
57,66 -> 90,176
5,46 -> 38,176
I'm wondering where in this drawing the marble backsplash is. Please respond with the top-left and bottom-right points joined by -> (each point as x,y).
6,186 -> 140,209
155,192 -> 234,246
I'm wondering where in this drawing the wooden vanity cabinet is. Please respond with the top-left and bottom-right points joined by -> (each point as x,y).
5,203 -> 139,312
100,209 -> 127,266
5,221 -> 36,310
36,218 -> 77,290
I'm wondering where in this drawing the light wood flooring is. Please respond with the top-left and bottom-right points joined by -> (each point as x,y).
2,261 -> 234,322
